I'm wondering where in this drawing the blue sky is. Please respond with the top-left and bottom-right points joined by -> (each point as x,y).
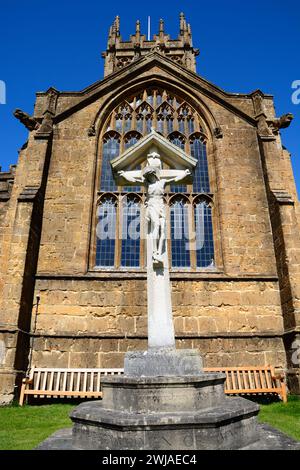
0,0 -> 299,194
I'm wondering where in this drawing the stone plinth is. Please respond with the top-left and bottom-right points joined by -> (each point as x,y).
124,348 -> 203,377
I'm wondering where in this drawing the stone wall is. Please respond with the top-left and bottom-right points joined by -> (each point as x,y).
29,277 -> 285,372
30,335 -> 286,372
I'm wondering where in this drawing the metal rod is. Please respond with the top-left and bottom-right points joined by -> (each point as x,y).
147,16 -> 151,41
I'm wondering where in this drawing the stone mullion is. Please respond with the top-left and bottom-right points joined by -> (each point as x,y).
115,194 -> 122,268
131,111 -> 137,132
182,116 -> 187,138
186,138 -> 192,193
152,110 -> 157,131
194,115 -> 201,133
163,117 -> 167,137
166,195 -> 172,268
140,195 -> 146,268
142,116 -> 147,136
189,197 -> 197,270
173,111 -> 179,133
184,134 -> 189,155
153,90 -> 157,110
111,113 -> 117,131
120,135 -> 126,155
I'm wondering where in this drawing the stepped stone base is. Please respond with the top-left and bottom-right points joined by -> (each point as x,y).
35,349 -> 300,450
36,423 -> 300,450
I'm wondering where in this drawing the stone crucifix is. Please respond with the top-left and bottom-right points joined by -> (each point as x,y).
117,149 -> 191,349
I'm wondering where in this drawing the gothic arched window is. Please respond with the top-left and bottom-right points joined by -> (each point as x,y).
94,87 -> 216,270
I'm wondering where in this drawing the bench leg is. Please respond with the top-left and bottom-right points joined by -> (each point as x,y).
19,385 -> 26,406
281,383 -> 288,403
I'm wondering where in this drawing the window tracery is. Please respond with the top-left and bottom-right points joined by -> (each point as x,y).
95,87 -> 215,270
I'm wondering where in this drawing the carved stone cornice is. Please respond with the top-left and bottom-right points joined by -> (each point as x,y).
0,164 -> 16,201
272,190 -> 294,205
18,186 -> 40,202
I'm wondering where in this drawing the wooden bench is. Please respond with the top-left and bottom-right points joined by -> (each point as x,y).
204,366 -> 287,403
19,365 -> 287,405
19,367 -> 124,406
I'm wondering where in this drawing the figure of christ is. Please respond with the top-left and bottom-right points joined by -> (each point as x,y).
118,166 -> 190,266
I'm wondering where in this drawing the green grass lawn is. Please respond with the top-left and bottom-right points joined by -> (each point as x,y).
0,396 -> 299,450
0,402 -> 74,450
258,395 -> 300,442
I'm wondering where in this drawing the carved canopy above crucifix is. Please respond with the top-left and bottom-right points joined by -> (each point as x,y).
111,128 -> 197,186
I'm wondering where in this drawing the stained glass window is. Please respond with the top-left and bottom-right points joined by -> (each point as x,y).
95,196 -> 117,266
121,197 -> 141,267
124,133 -> 141,192
190,136 -> 210,192
169,133 -> 186,193
100,134 -> 120,191
115,116 -> 122,133
124,115 -> 132,133
187,118 -> 194,134
194,200 -> 214,267
170,198 -> 190,267
157,116 -> 164,134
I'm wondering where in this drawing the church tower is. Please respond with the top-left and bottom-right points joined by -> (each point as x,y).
102,14 -> 199,76
0,14 -> 299,404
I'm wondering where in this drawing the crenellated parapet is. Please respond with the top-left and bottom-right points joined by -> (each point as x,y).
102,13 -> 199,76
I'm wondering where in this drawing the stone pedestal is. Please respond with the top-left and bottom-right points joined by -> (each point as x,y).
70,373 -> 259,450
36,349 -> 300,450
66,349 -> 260,450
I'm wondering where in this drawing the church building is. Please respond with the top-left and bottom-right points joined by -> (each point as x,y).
0,14 -> 299,403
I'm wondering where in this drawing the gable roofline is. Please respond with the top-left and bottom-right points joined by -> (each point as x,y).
36,52 -> 271,126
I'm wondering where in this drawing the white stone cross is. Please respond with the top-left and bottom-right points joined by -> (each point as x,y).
117,149 -> 191,349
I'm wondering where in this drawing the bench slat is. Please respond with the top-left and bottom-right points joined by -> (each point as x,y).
83,372 -> 87,392
54,371 -> 60,391
41,371 -> 48,391
230,370 -> 236,390
35,371 -> 41,390
70,372 -> 74,392
265,370 -> 272,389
90,372 -> 94,392
253,370 -> 259,389
23,390 -> 103,398
76,372 -> 81,392
62,372 -> 67,391
226,387 -> 281,394
49,371 -> 54,391
242,370 -> 247,389
237,370 -> 242,389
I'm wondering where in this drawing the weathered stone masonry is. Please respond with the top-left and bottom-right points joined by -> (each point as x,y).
0,14 -> 299,403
